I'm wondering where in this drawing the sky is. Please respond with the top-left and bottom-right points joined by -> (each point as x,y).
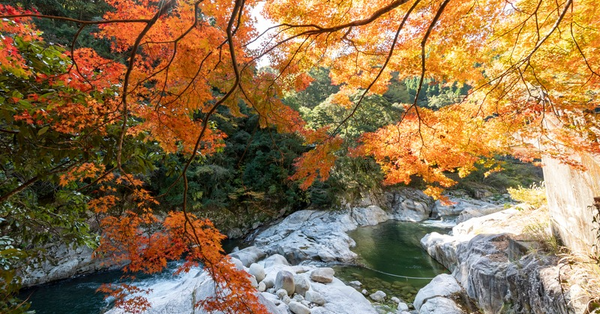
249,1 -> 275,68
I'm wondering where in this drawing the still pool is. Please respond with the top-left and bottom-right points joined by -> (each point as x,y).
333,220 -> 451,303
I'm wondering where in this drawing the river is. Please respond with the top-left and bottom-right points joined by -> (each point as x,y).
20,220 -> 451,313
333,220 -> 451,302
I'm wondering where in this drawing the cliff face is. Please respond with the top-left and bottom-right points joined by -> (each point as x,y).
542,153 -> 600,256
421,207 -> 590,314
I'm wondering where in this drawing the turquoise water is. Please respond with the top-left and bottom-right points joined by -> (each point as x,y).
333,220 -> 450,302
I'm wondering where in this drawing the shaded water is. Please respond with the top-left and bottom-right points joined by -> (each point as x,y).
20,268 -> 122,314
333,220 -> 451,303
18,260 -> 196,314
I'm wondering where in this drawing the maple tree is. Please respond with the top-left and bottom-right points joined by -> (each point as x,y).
261,0 -> 600,200
1,0 -> 600,312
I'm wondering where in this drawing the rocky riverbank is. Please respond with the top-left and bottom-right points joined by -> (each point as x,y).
419,205 -> 594,314
101,189 -> 510,314
105,247 -> 382,314
29,187 -> 553,314
18,244 -> 122,288
103,187 -> 448,314
19,188 -> 444,287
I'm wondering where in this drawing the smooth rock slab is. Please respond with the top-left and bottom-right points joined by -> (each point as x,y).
230,246 -> 266,267
310,267 -> 335,283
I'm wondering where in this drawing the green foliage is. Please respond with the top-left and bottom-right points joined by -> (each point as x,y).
149,104 -> 309,230
385,74 -> 470,109
300,94 -> 404,140
323,155 -> 386,206
0,269 -> 31,314
287,68 -> 471,206
0,21 -> 155,312
2,0 -> 115,58
283,67 -> 340,110
454,157 -> 544,197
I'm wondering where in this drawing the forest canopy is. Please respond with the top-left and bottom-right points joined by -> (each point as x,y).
1,0 -> 599,312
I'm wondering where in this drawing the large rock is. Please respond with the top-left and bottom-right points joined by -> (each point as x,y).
414,274 -> 463,311
310,268 -> 335,283
454,234 -> 527,313
254,208 -> 390,264
230,246 -> 266,267
420,206 -> 589,314
434,195 -> 502,218
275,270 -> 296,296
105,267 -> 284,314
263,254 -> 290,268
305,290 -> 326,306
456,206 -> 504,224
420,232 -> 460,271
20,244 -> 121,287
294,274 -> 311,296
542,153 -> 600,256
505,254 -> 576,314
309,277 -> 378,314
421,207 -> 539,271
419,297 -> 465,314
254,210 -> 357,263
253,188 -> 444,264
385,188 -> 435,222
288,301 -> 311,314
249,263 -> 266,282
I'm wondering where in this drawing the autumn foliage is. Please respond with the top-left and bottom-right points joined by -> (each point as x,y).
2,0 -> 600,312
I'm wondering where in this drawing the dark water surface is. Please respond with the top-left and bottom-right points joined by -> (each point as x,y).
19,268 -> 122,314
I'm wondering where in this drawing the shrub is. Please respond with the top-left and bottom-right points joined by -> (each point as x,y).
507,183 -> 547,208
